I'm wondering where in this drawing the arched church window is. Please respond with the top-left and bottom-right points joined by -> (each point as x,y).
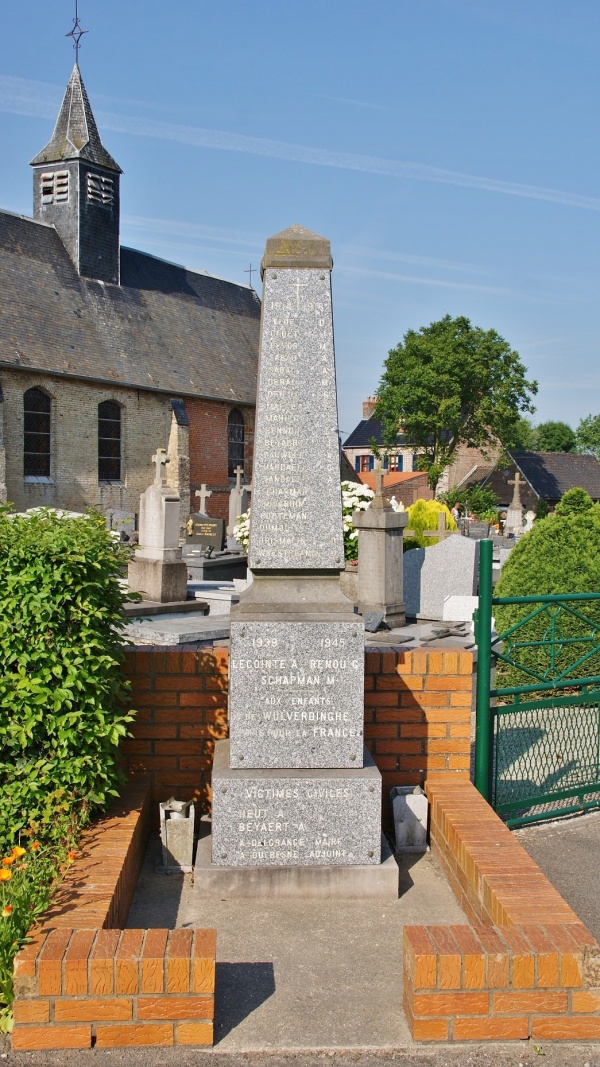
98,400 -> 122,482
228,408 -> 245,477
23,388 -> 51,477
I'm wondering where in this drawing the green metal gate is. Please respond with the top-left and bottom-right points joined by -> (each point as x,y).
474,539 -> 600,827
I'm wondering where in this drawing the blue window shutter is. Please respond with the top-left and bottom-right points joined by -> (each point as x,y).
383,456 -> 388,470
412,454 -> 419,471
355,456 -> 360,472
397,455 -> 403,472
369,455 -> 374,471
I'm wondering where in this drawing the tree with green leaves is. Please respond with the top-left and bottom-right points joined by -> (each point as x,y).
576,413 -> 600,460
532,420 -> 576,453
375,315 -> 537,490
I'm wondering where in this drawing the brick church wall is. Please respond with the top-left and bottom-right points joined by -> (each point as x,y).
1,370 -> 172,516
187,398 -> 254,521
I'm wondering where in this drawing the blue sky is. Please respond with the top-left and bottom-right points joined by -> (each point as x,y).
1,1 -> 598,440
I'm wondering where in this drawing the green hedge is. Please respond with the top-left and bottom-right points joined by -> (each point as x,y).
0,508 -> 134,850
494,495 -> 600,690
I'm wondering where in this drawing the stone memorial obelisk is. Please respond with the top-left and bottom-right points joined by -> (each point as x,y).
197,225 -> 397,897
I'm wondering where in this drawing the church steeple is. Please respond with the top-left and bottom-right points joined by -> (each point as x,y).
30,64 -> 122,284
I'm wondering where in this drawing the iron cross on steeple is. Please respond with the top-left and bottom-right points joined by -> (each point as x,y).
66,0 -> 88,66
245,264 -> 256,289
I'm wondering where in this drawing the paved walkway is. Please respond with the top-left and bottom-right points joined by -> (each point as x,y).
127,836 -> 465,1051
516,807 -> 600,941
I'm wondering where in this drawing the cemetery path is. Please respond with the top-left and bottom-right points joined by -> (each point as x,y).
126,835 -> 466,1051
516,808 -> 600,941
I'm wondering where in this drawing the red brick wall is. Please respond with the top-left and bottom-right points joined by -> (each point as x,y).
186,398 -> 254,521
123,645 -> 473,830
403,776 -> 600,1042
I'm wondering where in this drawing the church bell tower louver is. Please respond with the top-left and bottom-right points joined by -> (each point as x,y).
30,63 -> 122,284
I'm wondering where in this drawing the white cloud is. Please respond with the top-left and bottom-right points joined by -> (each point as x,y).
2,73 -> 600,213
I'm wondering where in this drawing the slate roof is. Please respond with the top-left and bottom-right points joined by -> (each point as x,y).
31,65 -> 121,172
0,209 -> 261,404
343,417 -> 410,449
457,451 -> 600,505
511,450 -> 600,503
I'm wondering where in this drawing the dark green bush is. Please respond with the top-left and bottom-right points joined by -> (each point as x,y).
494,503 -> 600,690
0,508 -> 134,850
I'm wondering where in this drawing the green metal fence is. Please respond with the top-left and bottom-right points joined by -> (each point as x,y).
474,539 -> 600,826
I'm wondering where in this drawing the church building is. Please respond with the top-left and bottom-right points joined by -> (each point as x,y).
0,63 -> 260,534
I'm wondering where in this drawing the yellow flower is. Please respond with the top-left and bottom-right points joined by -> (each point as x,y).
2,905 -> 12,918
11,846 -> 26,858
31,841 -> 40,851
0,869 -> 12,881
2,857 -> 14,867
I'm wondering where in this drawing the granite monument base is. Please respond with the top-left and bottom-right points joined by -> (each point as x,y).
209,740 -> 382,867
128,557 -> 188,603
194,831 -> 398,898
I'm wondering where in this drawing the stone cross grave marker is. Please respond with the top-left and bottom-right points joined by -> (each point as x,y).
152,448 -> 169,487
505,469 -> 524,534
195,484 -> 212,515
208,224 -> 384,877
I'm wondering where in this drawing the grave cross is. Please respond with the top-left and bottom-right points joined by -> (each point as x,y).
195,484 -> 212,514
508,470 -> 522,509
371,459 -> 390,511
152,448 -> 170,487
234,465 -> 244,491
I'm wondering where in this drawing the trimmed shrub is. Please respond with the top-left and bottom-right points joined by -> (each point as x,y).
555,486 -> 595,517
494,502 -> 600,690
404,499 -> 456,550
0,508 -> 134,850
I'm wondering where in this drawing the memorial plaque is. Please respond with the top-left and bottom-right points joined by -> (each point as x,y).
229,621 -> 364,768
185,514 -> 224,550
248,266 -> 344,572
212,742 -> 381,866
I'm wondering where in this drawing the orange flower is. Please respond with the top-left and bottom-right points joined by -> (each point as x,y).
2,905 -> 12,918
2,857 -> 14,867
11,846 -> 26,859
31,841 -> 40,851
67,851 -> 77,862
0,869 -> 12,882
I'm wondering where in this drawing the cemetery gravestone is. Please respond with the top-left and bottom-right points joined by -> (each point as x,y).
404,535 -> 479,620
201,225 -> 392,893
128,449 -> 188,603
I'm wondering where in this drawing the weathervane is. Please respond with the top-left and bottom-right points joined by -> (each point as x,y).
66,0 -> 88,65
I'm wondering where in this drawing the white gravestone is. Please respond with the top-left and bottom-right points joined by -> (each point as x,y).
227,465 -> 249,550
128,449 -> 188,603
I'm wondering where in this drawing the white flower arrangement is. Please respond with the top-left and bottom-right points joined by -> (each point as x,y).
232,482 -> 405,561
233,508 -> 251,551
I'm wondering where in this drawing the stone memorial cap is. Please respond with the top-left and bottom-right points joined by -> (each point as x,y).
261,223 -> 333,276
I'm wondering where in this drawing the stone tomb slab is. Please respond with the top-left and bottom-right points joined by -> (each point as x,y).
228,619 -> 364,768
210,740 -> 381,867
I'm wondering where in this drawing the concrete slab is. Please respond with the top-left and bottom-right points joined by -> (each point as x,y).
125,614 -> 230,645
194,833 -> 399,898
127,834 -> 466,1051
